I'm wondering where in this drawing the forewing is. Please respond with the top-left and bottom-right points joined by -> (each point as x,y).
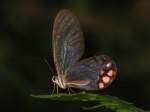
66,55 -> 117,90
53,9 -> 84,75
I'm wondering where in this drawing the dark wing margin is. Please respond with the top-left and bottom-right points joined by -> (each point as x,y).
52,9 -> 84,75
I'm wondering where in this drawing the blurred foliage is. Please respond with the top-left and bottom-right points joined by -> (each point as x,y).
0,0 -> 150,112
31,93 -> 149,112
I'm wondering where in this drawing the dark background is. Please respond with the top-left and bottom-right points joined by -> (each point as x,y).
0,0 -> 150,112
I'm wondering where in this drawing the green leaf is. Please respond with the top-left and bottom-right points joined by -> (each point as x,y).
30,93 -> 149,112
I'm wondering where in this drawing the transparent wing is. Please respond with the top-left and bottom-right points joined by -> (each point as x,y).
66,55 -> 117,90
53,9 -> 84,75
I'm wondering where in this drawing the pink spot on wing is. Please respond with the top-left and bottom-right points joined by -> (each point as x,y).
99,83 -> 104,89
113,71 -> 116,76
102,76 -> 110,83
107,70 -> 113,76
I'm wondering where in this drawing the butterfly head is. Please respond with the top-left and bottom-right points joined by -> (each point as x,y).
52,75 -> 67,89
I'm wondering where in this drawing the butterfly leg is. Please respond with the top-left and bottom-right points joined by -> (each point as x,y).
56,84 -> 59,94
67,87 -> 75,94
51,82 -> 59,94
67,88 -> 71,94
51,83 -> 56,94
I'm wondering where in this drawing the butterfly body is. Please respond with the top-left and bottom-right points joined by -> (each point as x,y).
52,9 -> 117,91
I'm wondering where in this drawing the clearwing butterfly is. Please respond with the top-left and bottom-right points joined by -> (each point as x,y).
52,9 -> 117,91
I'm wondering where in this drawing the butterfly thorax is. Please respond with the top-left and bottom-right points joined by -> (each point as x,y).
52,75 -> 67,89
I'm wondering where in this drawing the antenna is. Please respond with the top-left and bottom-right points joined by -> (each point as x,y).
36,57 -> 55,76
44,59 -> 55,76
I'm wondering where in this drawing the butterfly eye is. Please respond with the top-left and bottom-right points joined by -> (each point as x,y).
100,56 -> 113,69
101,57 -> 108,63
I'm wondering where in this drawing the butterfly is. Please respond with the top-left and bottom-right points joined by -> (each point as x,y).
52,9 -> 117,92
